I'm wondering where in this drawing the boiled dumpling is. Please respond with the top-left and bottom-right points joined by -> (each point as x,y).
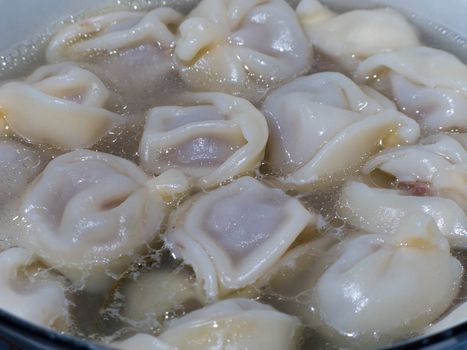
425,301 -> 467,336
46,8 -> 183,104
118,267 -> 205,323
111,334 -> 175,350
355,46 -> 467,132
297,0 -> 419,71
158,298 -> 302,350
139,92 -> 268,189
0,139 -> 49,203
261,72 -> 420,189
16,150 -> 190,292
46,8 -> 181,62
0,63 -> 123,149
0,247 -> 69,329
164,176 -> 319,299
310,216 -> 463,348
364,133 -> 467,183
338,181 -> 467,248
363,133 -> 467,210
174,0 -> 312,102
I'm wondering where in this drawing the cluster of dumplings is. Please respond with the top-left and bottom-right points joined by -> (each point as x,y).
0,0 -> 466,349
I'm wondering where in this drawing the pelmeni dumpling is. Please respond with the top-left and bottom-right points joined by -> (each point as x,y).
17,150 -> 190,292
174,0 -> 312,102
0,63 -> 123,149
364,133 -> 467,183
310,216 -> 463,348
262,72 -> 420,189
363,133 -> 467,209
158,298 -> 302,350
296,0 -> 419,71
46,8 -> 183,102
355,47 -> 467,132
139,92 -> 268,189
164,176 -> 319,299
111,334 -> 175,350
119,268 -> 205,322
0,139 -> 49,202
363,134 -> 467,211
338,181 -> 467,248
0,247 -> 69,329
425,301 -> 467,336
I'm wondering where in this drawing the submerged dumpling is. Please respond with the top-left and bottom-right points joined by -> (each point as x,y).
0,247 -> 69,329
297,0 -> 419,71
111,334 -> 176,350
17,150 -> 190,292
164,176 -> 319,299
139,92 -> 268,189
338,181 -> 467,248
0,63 -> 123,149
158,298 -> 302,350
355,47 -> 467,132
0,139 -> 49,202
118,267 -> 205,323
262,72 -> 420,189
46,8 -> 183,103
174,0 -> 312,102
310,216 -> 463,348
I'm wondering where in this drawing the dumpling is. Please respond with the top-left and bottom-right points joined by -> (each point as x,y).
261,72 -> 420,189
158,298 -> 302,350
297,0 -> 419,71
364,133 -> 467,183
164,176 -> 319,299
355,46 -> 467,132
46,8 -> 182,103
425,301 -> 467,336
174,0 -> 312,102
111,334 -> 176,350
0,247 -> 69,329
310,216 -> 463,348
0,139 -> 49,203
0,63 -> 123,149
338,181 -> 467,249
363,133 -> 467,209
139,92 -> 268,189
16,150 -> 190,293
117,267 -> 205,323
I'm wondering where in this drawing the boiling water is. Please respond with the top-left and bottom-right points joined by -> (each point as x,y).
0,1 -> 466,349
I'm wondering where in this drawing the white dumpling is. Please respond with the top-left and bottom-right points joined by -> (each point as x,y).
338,181 -> 467,249
355,47 -> 467,132
0,247 -> 69,329
16,150 -> 190,292
0,63 -> 123,149
120,268 -> 205,322
158,298 -> 302,350
164,176 -> 319,299
425,301 -> 467,336
364,133 -> 467,183
46,8 -> 183,102
111,334 -> 176,350
310,216 -> 463,348
0,139 -> 48,202
174,0 -> 312,102
297,0 -> 419,71
363,133 -> 467,209
139,92 -> 268,189
261,72 -> 420,189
